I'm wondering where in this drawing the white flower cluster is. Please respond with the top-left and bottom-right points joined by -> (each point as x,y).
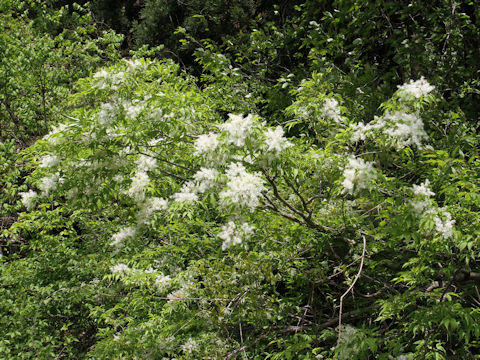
264,126 -> 293,153
409,180 -> 455,239
342,157 -> 377,195
155,274 -> 172,292
412,179 -> 435,197
123,113 -> 290,251
221,113 -> 255,147
410,179 -> 434,213
167,288 -> 188,302
172,167 -> 219,203
137,197 -> 169,224
218,221 -> 254,250
394,354 -> 414,360
110,263 -> 172,291
92,69 -> 109,89
194,113 -> 292,161
194,133 -> 219,155
110,262 -> 171,291
125,58 -> 143,70
123,101 -> 143,119
20,190 -> 38,210
220,162 -> 266,211
192,167 -> 218,193
320,98 -> 343,123
93,68 -> 125,90
110,263 -> 131,274
383,111 -> 427,148
433,208 -> 455,239
352,110 -> 427,149
39,174 -> 60,195
39,154 -> 60,168
172,182 -> 199,203
127,171 -> 150,202
97,103 -> 116,126
180,338 -> 198,354
397,77 -> 434,101
136,154 -> 157,172
336,325 -> 364,359
110,226 -> 136,247
125,154 -> 158,203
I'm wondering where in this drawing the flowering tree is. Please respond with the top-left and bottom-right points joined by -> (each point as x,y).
4,54 -> 480,359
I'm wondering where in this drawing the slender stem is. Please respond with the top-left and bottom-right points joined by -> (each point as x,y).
338,235 -> 367,344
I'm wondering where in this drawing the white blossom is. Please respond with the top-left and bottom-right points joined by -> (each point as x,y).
218,221 -> 254,250
172,191 -> 198,203
351,121 -> 373,142
412,179 -> 435,197
97,103 -> 116,126
172,182 -> 198,203
20,190 -> 37,210
113,174 -> 123,183
118,146 -> 133,158
321,98 -> 343,123
125,59 -> 142,70
66,187 -> 78,200
155,274 -> 172,291
148,197 -> 169,211
352,110 -> 427,149
383,111 -> 427,148
342,157 -> 377,195
180,338 -> 198,354
194,133 -> 219,155
110,226 -> 136,247
127,171 -> 150,202
264,126 -> 293,153
234,153 -> 256,165
410,200 -> 429,214
220,163 -> 265,211
167,289 -> 187,302
39,154 -> 60,168
434,208 -> 455,239
394,355 -> 414,360
136,154 -> 157,172
397,77 -> 434,101
39,174 -> 59,195
110,263 -> 131,274
420,207 -> 456,239
123,101 -> 143,118
192,167 -> 218,193
137,197 -> 168,224
93,69 -> 108,89
93,69 -> 108,79
111,71 -> 125,88
221,114 -> 255,147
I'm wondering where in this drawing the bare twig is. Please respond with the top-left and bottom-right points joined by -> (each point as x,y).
338,235 -> 367,344
261,169 -> 338,231
262,197 -> 304,226
283,176 -> 311,217
320,303 -> 379,330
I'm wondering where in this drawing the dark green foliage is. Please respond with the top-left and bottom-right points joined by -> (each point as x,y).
0,207 -> 112,359
0,0 -> 122,254
132,0 -> 258,48
0,0 -> 122,144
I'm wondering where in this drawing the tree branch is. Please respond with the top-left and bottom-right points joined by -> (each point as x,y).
338,235 -> 367,344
